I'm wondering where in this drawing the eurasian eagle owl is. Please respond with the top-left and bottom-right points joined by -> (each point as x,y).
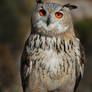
20,0 -> 85,92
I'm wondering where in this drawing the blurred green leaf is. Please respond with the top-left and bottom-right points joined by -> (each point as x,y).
74,18 -> 92,45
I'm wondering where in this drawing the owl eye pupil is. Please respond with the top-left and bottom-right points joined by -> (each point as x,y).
57,13 -> 60,16
40,9 -> 46,16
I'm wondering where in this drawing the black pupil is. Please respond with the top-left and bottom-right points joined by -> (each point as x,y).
40,9 -> 46,16
56,12 -> 62,16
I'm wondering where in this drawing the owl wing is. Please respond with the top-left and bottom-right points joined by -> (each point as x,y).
20,40 -> 32,92
74,40 -> 86,92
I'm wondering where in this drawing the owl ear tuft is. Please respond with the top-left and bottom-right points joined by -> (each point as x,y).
36,0 -> 43,4
63,3 -> 77,10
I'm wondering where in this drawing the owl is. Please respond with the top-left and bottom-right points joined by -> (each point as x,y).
20,0 -> 85,92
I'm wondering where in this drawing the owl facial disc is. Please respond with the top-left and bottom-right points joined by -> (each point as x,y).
37,20 -> 69,33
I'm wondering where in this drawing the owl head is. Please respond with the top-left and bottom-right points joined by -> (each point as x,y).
31,0 -> 77,36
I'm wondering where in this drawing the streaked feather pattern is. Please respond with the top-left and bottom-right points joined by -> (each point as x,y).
20,34 -> 85,92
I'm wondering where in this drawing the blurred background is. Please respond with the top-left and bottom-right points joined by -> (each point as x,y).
0,0 -> 92,92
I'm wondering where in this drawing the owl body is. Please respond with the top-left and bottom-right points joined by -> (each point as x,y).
20,1 -> 85,92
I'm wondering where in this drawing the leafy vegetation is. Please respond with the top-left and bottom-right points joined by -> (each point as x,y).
74,18 -> 92,46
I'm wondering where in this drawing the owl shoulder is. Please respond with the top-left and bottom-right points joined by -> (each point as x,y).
20,37 -> 32,92
74,38 -> 86,92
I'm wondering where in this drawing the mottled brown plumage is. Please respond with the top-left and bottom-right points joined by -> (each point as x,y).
20,0 -> 85,92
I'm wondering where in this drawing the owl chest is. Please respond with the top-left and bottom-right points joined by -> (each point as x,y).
28,35 -> 78,90
29,35 -> 76,77
43,49 -> 62,74
33,46 -> 76,91
38,47 -> 75,77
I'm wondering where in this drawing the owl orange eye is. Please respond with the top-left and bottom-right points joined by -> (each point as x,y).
39,9 -> 46,16
55,12 -> 63,19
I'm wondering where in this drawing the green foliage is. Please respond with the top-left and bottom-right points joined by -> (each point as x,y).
0,0 -> 19,45
74,18 -> 92,38
0,0 -> 32,49
74,18 -> 92,45
0,85 -> 2,92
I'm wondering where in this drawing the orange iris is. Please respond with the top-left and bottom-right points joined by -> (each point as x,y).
40,9 -> 46,16
55,12 -> 63,19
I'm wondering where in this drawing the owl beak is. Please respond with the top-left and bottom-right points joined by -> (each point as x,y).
47,15 -> 51,26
